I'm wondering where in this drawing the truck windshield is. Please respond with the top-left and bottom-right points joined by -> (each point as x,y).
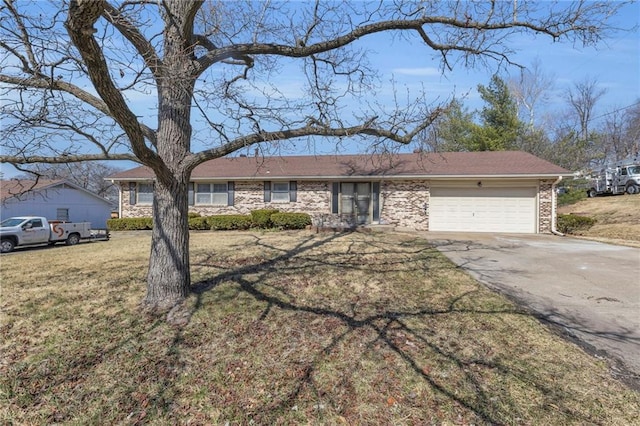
0,218 -> 27,227
628,166 -> 640,175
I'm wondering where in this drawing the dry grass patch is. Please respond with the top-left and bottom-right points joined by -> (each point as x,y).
558,194 -> 640,246
1,230 -> 638,424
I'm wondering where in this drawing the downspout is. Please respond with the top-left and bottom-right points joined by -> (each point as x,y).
551,176 -> 564,236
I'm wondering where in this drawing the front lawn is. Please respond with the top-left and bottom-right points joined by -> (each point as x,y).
1,230 -> 637,424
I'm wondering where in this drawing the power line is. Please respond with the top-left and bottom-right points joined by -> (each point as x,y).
589,101 -> 640,123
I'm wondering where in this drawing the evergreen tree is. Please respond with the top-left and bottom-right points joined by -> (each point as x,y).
476,75 -> 523,150
434,99 -> 479,152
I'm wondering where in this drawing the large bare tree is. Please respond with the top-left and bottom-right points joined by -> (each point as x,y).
0,0 -> 625,311
562,77 -> 608,167
595,102 -> 640,165
566,77 -> 607,142
509,58 -> 555,131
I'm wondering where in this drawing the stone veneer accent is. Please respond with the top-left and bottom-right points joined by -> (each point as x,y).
538,180 -> 555,234
119,179 -> 556,234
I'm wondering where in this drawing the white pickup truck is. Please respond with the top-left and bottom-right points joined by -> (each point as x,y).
0,216 -> 109,253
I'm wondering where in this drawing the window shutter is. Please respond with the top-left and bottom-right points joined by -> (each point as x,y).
129,182 -> 136,205
372,182 -> 380,221
264,181 -> 271,202
228,181 -> 235,206
332,182 -> 339,214
289,181 -> 297,202
188,182 -> 194,206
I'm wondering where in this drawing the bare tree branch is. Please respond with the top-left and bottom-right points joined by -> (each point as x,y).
195,7 -> 613,74
65,0 -> 157,165
187,109 -> 442,169
101,2 -> 162,76
3,0 -> 41,75
1,153 -> 136,163
0,74 -> 157,145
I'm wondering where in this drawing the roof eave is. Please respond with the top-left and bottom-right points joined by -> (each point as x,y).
110,173 -> 571,181
424,173 -> 573,180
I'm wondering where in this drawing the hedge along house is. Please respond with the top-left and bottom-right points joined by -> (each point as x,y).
108,151 -> 571,234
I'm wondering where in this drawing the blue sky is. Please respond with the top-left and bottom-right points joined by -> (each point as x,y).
1,1 -> 638,178
366,1 -> 639,118
283,1 -> 639,157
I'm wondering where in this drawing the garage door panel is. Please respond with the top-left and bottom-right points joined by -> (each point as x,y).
429,187 -> 536,233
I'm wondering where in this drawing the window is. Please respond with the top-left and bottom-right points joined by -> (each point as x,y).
56,208 -> 69,222
195,183 -> 229,205
28,218 -> 43,228
272,182 -> 290,202
264,181 -> 297,203
137,183 -> 154,204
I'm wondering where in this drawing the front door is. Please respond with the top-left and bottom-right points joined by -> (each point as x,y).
341,182 -> 371,225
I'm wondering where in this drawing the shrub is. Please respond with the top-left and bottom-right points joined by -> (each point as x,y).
188,212 -> 202,218
208,215 -> 253,230
251,209 -> 280,228
188,216 -> 209,230
557,214 -> 596,234
270,212 -> 312,230
108,213 -> 311,232
107,217 -> 153,230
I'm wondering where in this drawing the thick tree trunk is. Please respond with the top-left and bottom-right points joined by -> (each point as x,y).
143,175 -> 191,311
139,1 -> 200,312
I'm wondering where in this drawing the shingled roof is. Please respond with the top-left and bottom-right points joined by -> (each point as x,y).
1,179 -> 65,201
108,151 -> 570,181
0,179 -> 113,205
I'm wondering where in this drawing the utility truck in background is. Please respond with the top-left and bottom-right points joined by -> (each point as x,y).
586,158 -> 640,197
0,216 -> 109,253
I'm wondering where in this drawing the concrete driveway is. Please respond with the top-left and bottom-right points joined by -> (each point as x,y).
424,232 -> 640,386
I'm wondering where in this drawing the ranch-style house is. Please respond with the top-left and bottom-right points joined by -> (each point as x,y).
108,150 -> 571,234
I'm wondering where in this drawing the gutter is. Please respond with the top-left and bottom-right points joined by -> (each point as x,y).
109,173 -> 572,182
550,176 -> 564,236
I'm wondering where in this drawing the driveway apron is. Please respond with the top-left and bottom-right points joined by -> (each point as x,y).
425,232 -> 640,384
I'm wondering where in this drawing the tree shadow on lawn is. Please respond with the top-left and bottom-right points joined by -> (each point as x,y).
162,231 -> 616,424
6,232 -> 634,424
429,238 -> 640,391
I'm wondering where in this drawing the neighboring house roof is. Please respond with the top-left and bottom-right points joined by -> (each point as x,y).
108,151 -> 571,181
0,179 -> 114,206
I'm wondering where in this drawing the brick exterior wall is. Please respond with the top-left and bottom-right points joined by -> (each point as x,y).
120,183 -> 153,218
538,180 -> 555,234
118,179 -> 557,234
380,180 -> 430,230
119,181 -> 330,218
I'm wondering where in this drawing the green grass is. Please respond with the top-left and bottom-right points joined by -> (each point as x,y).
1,230 -> 638,424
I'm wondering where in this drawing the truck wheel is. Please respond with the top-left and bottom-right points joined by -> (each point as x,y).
587,189 -> 597,198
626,184 -> 639,195
66,233 -> 80,246
1,239 -> 15,253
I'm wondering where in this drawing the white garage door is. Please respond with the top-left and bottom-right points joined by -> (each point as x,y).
429,186 -> 537,233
